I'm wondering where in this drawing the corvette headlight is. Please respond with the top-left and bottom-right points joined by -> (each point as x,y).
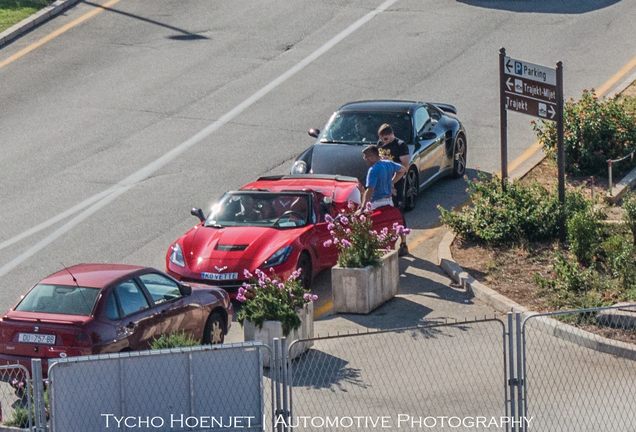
170,243 -> 185,268
263,246 -> 293,268
291,161 -> 307,174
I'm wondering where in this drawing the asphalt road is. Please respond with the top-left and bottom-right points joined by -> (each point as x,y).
1,0 -> 636,312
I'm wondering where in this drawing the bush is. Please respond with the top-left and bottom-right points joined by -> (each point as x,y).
150,331 -> 201,349
602,235 -> 636,289
439,172 -> 592,246
237,269 -> 316,336
323,202 -> 408,268
567,208 -> 601,266
622,191 -> 636,245
533,89 -> 636,178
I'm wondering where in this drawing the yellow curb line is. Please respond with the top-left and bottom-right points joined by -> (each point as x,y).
0,0 -> 125,70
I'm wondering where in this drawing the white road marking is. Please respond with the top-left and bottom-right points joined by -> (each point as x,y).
0,0 -> 399,277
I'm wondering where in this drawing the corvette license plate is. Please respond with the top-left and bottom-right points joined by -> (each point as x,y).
18,333 -> 55,345
201,272 -> 238,281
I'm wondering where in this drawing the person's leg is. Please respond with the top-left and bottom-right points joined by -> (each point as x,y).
393,179 -> 408,256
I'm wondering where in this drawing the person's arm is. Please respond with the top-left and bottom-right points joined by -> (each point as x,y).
392,164 -> 407,184
361,187 -> 375,208
399,154 -> 409,170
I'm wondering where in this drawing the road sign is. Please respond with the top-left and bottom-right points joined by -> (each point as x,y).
504,56 -> 556,85
502,56 -> 557,121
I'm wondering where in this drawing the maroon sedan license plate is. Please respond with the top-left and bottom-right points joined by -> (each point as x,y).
201,272 -> 238,281
18,333 -> 56,345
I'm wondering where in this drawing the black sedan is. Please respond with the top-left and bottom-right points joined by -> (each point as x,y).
290,100 -> 467,211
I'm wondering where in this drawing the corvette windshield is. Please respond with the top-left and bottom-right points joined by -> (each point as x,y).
320,111 -> 413,144
206,193 -> 311,228
16,284 -> 100,316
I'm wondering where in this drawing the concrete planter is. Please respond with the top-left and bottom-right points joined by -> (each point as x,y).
332,249 -> 399,314
243,302 -> 314,367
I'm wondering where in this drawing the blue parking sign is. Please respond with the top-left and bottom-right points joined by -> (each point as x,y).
515,61 -> 522,75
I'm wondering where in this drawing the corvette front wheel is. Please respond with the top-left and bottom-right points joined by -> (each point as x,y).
297,253 -> 313,291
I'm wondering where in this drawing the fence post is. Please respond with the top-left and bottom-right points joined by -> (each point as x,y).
516,312 -> 525,432
507,312 -> 516,432
31,358 -> 46,432
281,337 -> 290,432
608,160 -> 613,196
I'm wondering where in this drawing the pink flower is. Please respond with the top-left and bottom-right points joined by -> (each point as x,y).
311,295 -> 318,301
278,283 -> 285,290
236,294 -> 246,302
303,293 -> 312,300
341,239 -> 352,248
323,240 -> 333,247
359,214 -> 366,222
243,269 -> 253,279
325,214 -> 334,223
238,287 -> 245,294
327,223 -> 335,230
340,216 -> 349,225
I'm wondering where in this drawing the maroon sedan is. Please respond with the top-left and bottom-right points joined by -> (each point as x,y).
0,264 -> 233,374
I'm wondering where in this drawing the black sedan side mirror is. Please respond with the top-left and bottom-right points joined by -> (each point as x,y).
179,282 -> 192,296
419,131 -> 437,140
191,208 -> 206,223
308,128 -> 320,138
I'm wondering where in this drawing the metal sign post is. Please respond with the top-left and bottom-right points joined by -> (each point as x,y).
499,49 -> 564,237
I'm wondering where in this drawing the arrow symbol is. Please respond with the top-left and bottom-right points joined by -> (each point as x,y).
506,59 -> 513,73
506,77 -> 513,91
548,105 -> 556,119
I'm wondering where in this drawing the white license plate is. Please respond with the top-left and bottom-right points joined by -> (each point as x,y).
201,272 -> 238,281
18,333 -> 56,345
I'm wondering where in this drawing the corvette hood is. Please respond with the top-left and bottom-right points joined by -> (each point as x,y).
311,144 -> 368,184
180,225 -> 304,273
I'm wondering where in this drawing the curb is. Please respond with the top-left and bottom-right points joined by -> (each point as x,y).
439,230 -> 636,360
0,0 -> 82,48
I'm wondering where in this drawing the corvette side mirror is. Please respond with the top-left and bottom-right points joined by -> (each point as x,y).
308,128 -> 320,138
191,208 -> 206,223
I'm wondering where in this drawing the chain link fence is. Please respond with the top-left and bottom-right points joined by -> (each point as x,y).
522,305 -> 636,431
0,364 -> 32,429
287,318 -> 507,431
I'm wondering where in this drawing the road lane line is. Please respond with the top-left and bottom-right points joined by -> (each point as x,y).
0,0 -> 125,71
0,0 -> 400,277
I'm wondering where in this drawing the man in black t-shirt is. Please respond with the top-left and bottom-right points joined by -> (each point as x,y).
378,123 -> 410,257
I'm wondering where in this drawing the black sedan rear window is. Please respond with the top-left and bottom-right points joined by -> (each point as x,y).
15,284 -> 100,316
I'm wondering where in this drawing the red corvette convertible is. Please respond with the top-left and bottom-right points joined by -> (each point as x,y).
0,264 -> 233,375
166,174 -> 403,295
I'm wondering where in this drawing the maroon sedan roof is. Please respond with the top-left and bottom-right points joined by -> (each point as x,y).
39,263 -> 146,288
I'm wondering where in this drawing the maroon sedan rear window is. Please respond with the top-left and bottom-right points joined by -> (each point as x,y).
15,284 -> 100,316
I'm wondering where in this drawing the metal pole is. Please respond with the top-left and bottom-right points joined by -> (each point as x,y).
500,48 -> 509,190
556,61 -> 565,243
507,312 -> 517,432
273,338 -> 283,432
608,160 -> 613,197
31,359 -> 45,432
281,337 -> 289,432
516,312 -> 524,432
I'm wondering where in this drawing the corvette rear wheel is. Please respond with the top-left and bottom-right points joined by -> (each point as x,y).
453,134 -> 467,178
202,312 -> 224,345
404,168 -> 419,212
297,253 -> 313,291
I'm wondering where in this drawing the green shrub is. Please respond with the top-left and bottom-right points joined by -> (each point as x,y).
150,331 -> 200,349
439,173 -> 593,246
602,235 -> 636,289
3,383 -> 49,428
622,191 -> 636,245
567,208 -> 601,266
533,89 -> 636,178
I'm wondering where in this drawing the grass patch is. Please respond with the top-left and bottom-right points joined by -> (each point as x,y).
0,0 -> 53,33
